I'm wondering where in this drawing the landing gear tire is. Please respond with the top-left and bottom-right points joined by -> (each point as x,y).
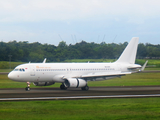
26,82 -> 31,91
81,85 -> 89,91
25,87 -> 30,91
60,84 -> 67,90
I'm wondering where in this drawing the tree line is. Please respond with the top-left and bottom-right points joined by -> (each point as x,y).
0,40 -> 160,62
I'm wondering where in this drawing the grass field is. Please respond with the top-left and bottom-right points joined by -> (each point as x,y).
0,59 -> 160,70
0,61 -> 25,69
65,59 -> 160,67
0,72 -> 160,89
0,98 -> 160,120
64,59 -> 116,63
0,69 -> 11,72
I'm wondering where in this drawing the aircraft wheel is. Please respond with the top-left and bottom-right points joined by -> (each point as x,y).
60,84 -> 67,90
25,87 -> 30,91
81,85 -> 89,91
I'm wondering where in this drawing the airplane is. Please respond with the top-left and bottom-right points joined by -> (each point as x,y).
8,37 -> 146,91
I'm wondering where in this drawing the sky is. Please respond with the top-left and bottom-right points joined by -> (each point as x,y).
0,0 -> 160,45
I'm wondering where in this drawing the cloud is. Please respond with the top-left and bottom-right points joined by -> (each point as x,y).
0,0 -> 160,45
1,0 -> 160,22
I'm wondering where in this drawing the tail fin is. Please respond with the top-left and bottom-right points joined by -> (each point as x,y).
115,37 -> 139,64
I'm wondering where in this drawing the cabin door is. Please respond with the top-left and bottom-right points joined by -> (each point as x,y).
30,65 -> 35,76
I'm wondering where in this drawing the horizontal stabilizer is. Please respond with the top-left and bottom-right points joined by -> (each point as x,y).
127,64 -> 142,69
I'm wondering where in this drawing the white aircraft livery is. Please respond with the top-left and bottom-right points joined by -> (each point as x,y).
8,37 -> 144,91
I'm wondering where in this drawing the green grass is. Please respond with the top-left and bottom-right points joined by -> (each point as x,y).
0,98 -> 160,120
145,68 -> 160,70
64,59 -> 160,67
64,59 -> 115,63
0,69 -> 12,72
88,72 -> 160,87
0,59 -> 160,70
136,59 -> 160,67
0,72 -> 160,89
0,61 -> 25,69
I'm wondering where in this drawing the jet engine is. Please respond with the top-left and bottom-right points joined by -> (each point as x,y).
64,78 -> 87,88
33,82 -> 55,86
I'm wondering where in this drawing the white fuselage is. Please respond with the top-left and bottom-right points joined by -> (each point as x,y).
8,62 -> 140,83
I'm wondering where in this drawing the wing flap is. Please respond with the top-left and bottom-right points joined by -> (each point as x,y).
80,71 -> 131,78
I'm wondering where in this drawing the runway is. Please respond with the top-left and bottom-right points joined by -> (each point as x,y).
1,70 -> 160,101
1,86 -> 160,101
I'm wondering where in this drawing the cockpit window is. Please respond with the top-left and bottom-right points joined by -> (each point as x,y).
14,69 -> 19,71
14,68 -> 25,72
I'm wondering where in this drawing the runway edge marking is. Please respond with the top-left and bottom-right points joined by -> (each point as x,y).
1,94 -> 160,101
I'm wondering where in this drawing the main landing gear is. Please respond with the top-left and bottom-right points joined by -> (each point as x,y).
60,83 -> 89,91
25,82 -> 31,91
81,85 -> 89,91
60,83 -> 67,90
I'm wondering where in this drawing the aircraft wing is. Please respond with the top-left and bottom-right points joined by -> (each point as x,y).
69,71 -> 131,79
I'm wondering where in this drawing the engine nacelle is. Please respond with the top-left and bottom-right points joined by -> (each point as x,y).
33,82 -> 55,86
64,78 -> 87,88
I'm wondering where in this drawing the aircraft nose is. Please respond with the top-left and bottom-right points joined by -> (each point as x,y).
8,72 -> 16,80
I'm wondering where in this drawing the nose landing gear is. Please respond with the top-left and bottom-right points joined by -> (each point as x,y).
25,82 -> 31,91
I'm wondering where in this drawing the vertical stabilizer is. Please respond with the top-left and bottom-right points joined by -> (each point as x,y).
115,37 -> 139,64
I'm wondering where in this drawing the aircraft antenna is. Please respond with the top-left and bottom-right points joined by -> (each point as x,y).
97,35 -> 100,43
112,35 -> 117,43
59,34 -> 63,41
71,34 -> 75,44
102,34 -> 105,42
43,58 -> 47,63
74,35 -> 77,43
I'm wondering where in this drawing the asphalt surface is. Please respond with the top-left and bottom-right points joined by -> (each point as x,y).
1,86 -> 160,100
